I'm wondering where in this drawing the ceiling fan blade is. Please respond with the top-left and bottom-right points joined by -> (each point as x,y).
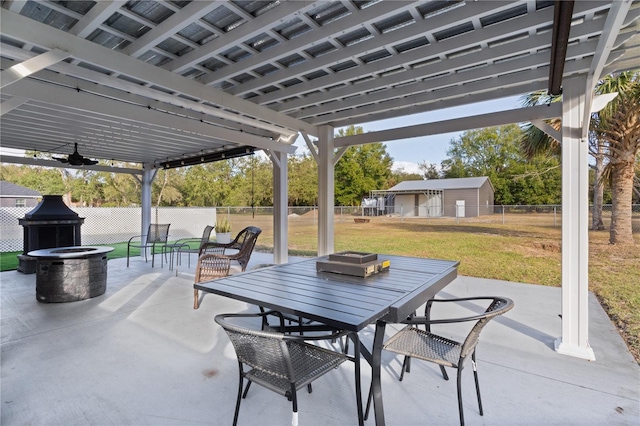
53,143 -> 98,166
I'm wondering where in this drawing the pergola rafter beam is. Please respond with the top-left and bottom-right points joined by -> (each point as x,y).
70,1 -> 125,38
0,49 -> 71,89
198,0 -> 419,87
0,155 -> 142,175
334,103 -> 562,147
234,0 -> 553,99
273,16 -> 614,115
0,55 -> 276,140
229,3 -> 524,97
3,79 -> 296,159
300,51 -> 598,124
123,1 -> 224,58
0,96 -> 28,116
0,9 -> 315,136
165,1 -> 312,74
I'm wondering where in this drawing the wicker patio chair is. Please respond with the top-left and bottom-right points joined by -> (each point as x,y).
126,223 -> 170,268
192,227 -> 261,309
215,311 -> 362,426
365,296 -> 514,426
192,254 -> 231,309
198,226 -> 262,271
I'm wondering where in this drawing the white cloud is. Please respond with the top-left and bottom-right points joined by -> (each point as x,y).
392,161 -> 422,175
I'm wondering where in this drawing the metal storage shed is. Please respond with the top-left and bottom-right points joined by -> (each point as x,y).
372,177 -> 494,218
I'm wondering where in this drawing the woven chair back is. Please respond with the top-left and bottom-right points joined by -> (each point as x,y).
218,318 -> 293,380
231,226 -> 262,271
460,297 -> 513,359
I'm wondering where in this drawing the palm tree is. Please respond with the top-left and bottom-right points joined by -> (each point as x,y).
519,90 -> 607,229
520,70 -> 640,244
595,71 -> 640,244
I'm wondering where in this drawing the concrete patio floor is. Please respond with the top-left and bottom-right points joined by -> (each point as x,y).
1,252 -> 638,426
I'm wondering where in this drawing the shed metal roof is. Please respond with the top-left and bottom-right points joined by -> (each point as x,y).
1,1 -> 638,170
388,176 -> 491,192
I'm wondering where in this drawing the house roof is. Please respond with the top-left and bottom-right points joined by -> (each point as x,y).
1,1 -> 638,170
0,181 -> 41,198
388,177 -> 492,192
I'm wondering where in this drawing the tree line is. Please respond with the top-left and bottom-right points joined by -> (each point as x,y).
1,125 -> 559,209
3,123 -> 634,210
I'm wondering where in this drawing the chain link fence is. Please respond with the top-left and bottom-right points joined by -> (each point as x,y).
1,204 -> 638,253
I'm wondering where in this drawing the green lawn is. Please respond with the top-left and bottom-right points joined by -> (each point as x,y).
0,241 -> 202,271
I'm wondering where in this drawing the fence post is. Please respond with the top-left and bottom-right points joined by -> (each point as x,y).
502,205 -> 505,225
554,206 -> 557,227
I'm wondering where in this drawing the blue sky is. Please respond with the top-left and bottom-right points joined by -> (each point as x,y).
332,94 -> 524,174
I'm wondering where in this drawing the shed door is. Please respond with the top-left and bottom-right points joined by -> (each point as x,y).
456,200 -> 465,218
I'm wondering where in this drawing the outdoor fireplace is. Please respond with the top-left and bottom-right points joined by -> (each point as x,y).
17,195 -> 84,274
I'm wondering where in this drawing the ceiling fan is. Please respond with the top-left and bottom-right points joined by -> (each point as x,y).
53,143 -> 99,166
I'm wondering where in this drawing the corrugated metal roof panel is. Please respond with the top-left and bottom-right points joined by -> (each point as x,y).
390,177 -> 489,191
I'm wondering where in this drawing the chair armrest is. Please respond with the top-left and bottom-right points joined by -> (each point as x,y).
127,234 -> 145,244
175,237 -> 203,245
199,241 -> 232,256
283,326 -> 348,343
403,313 -> 490,326
215,310 -> 286,334
402,296 -> 513,327
217,311 -> 347,342
173,238 -> 203,250
198,253 -> 232,263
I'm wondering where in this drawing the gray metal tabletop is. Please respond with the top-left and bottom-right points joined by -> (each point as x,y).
194,254 -> 459,331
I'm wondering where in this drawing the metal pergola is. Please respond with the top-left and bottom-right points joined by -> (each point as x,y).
1,0 -> 639,361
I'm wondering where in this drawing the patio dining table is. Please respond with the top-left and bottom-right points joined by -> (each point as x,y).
194,254 -> 459,426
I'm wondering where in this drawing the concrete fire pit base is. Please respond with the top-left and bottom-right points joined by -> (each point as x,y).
28,246 -> 114,303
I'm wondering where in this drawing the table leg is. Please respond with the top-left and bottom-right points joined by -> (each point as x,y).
349,332 -> 364,426
371,320 -> 386,426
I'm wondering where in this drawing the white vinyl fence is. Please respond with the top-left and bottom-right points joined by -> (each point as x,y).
0,207 -> 216,252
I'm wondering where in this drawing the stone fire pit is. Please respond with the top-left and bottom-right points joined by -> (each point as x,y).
27,246 -> 113,303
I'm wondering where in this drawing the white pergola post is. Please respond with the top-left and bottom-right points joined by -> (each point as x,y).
140,164 -> 156,259
317,125 -> 335,256
270,150 -> 289,264
555,76 -> 595,361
